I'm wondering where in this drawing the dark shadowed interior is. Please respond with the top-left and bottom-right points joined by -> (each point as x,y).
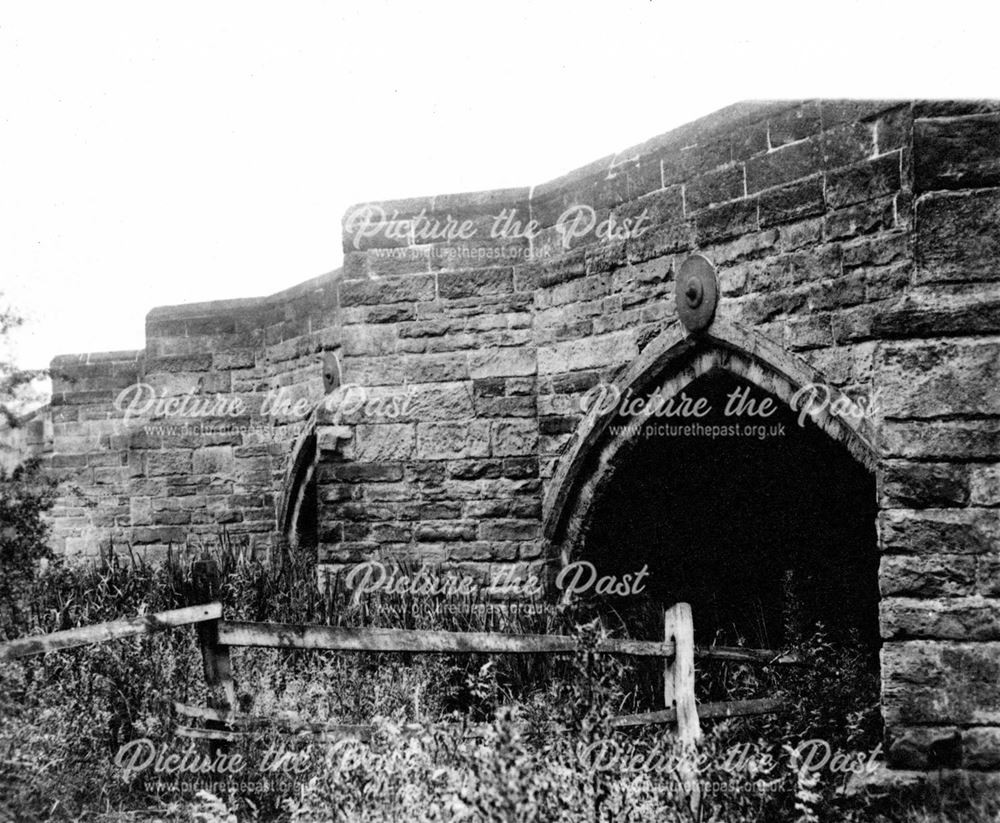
581,370 -> 880,653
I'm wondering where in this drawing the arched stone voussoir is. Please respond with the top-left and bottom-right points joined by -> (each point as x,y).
542,317 -> 880,549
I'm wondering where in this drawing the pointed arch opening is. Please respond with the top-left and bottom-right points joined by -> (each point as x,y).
543,320 -> 882,728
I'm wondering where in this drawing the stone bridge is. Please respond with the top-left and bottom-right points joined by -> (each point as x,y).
15,100 -> 1000,772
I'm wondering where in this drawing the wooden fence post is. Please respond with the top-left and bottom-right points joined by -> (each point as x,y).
665,602 -> 701,816
664,602 -> 701,742
193,560 -> 237,762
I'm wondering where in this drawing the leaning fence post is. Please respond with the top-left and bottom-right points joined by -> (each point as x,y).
193,560 -> 237,760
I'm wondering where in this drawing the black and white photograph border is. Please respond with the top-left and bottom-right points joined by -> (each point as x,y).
2,2 -> 1000,821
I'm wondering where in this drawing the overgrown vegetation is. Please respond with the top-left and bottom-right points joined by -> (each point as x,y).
1,533 -> 996,822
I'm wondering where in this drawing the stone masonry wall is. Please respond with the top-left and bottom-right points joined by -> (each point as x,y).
45,271 -> 340,560
21,100 -> 1000,771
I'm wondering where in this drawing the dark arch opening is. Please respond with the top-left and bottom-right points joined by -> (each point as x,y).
293,475 -> 318,552
580,369 -> 880,653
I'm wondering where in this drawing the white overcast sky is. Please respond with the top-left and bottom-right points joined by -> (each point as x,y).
1,1 -> 997,370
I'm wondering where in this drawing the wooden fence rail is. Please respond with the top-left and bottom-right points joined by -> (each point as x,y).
216,620 -> 802,664
0,595 -> 800,750
0,603 -> 222,661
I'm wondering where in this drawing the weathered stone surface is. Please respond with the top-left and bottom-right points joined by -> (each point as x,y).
879,508 -> 1000,555
888,725 -> 1000,770
352,424 -> 416,462
879,461 -> 970,508
915,114 -> 1000,191
213,349 -> 257,370
768,103 -> 822,146
873,283 -> 1000,338
145,353 -> 214,373
685,165 -> 745,211
397,383 -> 475,421
916,189 -> 1000,282
330,463 -> 404,483
880,554 -> 977,598
406,353 -> 468,383
537,331 -> 637,375
693,198 -> 758,244
826,154 -> 901,209
877,339 -> 1000,418
977,556 -> 1000,597
881,597 -> 1000,640
415,520 -> 477,542
192,446 -> 235,476
341,325 -> 398,357
883,641 -> 1000,725
478,519 -> 541,541
758,177 -> 825,227
416,421 -> 490,459
144,451 -> 192,477
882,420 -> 1000,460
438,268 -> 514,299
746,138 -> 822,193
970,464 -> 1000,506
340,274 -> 436,306
468,348 -> 536,379
822,121 -> 876,168
490,419 -> 539,457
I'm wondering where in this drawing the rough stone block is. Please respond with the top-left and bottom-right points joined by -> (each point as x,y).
129,496 -> 153,527
873,283 -> 1000,338
329,462 -> 404,483
537,331 -> 637,375
192,446 -> 235,475
469,348 -> 536,379
685,165 -> 745,211
693,198 -> 758,244
882,419 -> 1000,460
883,641 -> 1000,725
915,114 -> 1000,191
878,508 -> 1000,555
447,459 -> 501,480
491,419 -> 539,457
402,383 -> 475,422
877,339 -> 1000,418
341,326 -> 398,357
478,519 -> 541,541
758,177 -> 825,227
916,189 -> 1000,283
353,424 -> 416,462
768,103 -> 822,147
438,268 -> 514,299
746,138 -> 823,193
881,596 -> 1000,640
970,464 -> 1000,506
416,421 -> 490,459
824,197 -> 895,240
406,353 -> 468,383
825,154 -> 902,209
340,274 -> 436,306
145,451 -> 192,477
415,520 -> 478,542
213,350 -> 257,370
878,461 -> 970,508
880,554 -> 977,597
822,121 -> 876,168
887,725 -> 1000,770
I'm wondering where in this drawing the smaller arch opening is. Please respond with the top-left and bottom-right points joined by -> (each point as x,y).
292,474 -> 318,552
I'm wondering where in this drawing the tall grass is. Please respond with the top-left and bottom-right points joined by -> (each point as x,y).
0,533 -> 989,822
